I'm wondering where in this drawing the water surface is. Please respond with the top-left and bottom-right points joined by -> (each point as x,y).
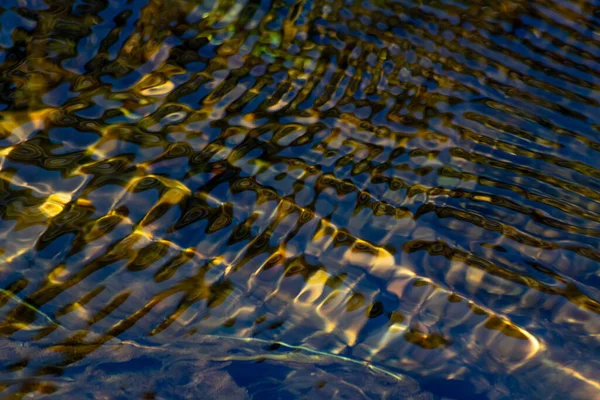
1,0 -> 600,398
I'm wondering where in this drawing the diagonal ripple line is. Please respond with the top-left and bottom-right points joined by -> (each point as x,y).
198,334 -> 412,382
0,289 -> 66,331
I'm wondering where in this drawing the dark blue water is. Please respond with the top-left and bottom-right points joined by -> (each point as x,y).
1,0 -> 600,398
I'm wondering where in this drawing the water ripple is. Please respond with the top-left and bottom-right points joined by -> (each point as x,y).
0,0 -> 600,398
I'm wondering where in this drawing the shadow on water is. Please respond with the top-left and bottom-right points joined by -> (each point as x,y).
1,0 -> 600,398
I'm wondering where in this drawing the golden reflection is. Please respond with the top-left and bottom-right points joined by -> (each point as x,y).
0,0 -> 600,398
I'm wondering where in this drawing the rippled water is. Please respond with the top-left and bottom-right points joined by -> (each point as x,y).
1,0 -> 600,398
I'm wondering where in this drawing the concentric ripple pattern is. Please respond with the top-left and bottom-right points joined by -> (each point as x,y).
1,0 -> 600,398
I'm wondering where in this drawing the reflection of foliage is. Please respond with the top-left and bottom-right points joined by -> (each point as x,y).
1,0 -> 600,398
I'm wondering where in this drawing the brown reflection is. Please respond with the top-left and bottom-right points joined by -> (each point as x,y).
1,0 -> 600,398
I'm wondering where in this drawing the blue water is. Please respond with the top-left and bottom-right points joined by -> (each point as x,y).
0,0 -> 600,398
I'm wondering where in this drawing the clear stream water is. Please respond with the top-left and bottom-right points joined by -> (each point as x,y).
0,0 -> 600,398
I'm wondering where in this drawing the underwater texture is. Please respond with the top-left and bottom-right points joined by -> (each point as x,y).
1,0 -> 600,398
